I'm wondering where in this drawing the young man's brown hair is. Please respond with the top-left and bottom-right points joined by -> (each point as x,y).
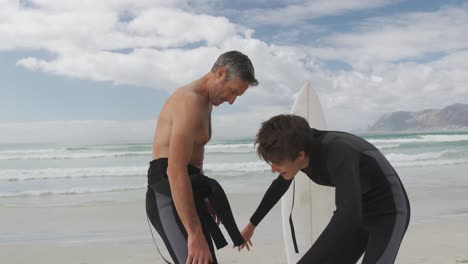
255,114 -> 313,164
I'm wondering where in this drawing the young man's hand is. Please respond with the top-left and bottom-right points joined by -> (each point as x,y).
235,222 -> 255,251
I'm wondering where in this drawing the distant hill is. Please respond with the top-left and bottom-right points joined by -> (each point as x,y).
368,103 -> 468,132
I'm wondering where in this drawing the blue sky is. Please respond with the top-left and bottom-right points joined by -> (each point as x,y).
1,0 -> 467,143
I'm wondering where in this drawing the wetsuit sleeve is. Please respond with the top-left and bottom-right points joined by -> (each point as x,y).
306,143 -> 364,255
249,175 -> 293,227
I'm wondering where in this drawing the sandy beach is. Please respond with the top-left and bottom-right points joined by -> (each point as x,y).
1,191 -> 468,264
3,142 -> 468,264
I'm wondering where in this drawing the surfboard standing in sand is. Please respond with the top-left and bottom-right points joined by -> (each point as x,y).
280,81 -> 335,263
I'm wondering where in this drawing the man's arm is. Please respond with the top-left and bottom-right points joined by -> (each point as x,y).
250,175 -> 293,226
166,95 -> 212,264
238,175 -> 292,251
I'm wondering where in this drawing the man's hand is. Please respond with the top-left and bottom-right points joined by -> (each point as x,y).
187,232 -> 213,264
235,222 -> 255,252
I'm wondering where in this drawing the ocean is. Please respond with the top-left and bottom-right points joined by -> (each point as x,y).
1,131 -> 468,223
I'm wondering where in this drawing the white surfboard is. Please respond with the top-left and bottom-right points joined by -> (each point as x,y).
280,81 -> 335,263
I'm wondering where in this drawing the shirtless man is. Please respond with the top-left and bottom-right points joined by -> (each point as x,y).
146,51 -> 258,264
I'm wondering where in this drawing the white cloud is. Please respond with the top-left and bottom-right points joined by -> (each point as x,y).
1,1 -> 255,91
212,105 -> 289,140
294,4 -> 468,129
241,0 -> 397,26
306,49 -> 468,130
0,1 -> 245,52
307,4 -> 468,67
1,0 -> 468,139
126,8 -> 240,47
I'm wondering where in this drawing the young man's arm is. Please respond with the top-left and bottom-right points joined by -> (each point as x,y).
239,175 -> 292,251
250,175 -> 293,226
167,96 -> 212,264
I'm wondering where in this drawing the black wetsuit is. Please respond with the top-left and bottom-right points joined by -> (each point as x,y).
250,128 -> 411,264
146,158 -> 245,264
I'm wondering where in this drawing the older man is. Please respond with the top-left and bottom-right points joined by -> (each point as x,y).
146,51 -> 258,264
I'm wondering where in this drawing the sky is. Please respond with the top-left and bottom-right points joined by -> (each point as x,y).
1,0 -> 467,144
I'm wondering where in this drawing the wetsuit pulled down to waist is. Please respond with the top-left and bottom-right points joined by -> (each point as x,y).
146,158 -> 245,263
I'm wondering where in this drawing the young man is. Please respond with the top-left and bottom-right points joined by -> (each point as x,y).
146,51 -> 258,264
239,114 -> 410,264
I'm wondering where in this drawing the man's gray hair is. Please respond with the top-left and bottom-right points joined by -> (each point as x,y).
211,51 -> 258,86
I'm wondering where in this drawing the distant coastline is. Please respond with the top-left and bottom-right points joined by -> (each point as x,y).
368,103 -> 468,132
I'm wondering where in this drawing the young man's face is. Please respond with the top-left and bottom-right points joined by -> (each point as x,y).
269,151 -> 308,180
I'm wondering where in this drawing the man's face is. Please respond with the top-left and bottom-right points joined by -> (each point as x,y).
269,152 -> 307,180
212,69 -> 249,106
